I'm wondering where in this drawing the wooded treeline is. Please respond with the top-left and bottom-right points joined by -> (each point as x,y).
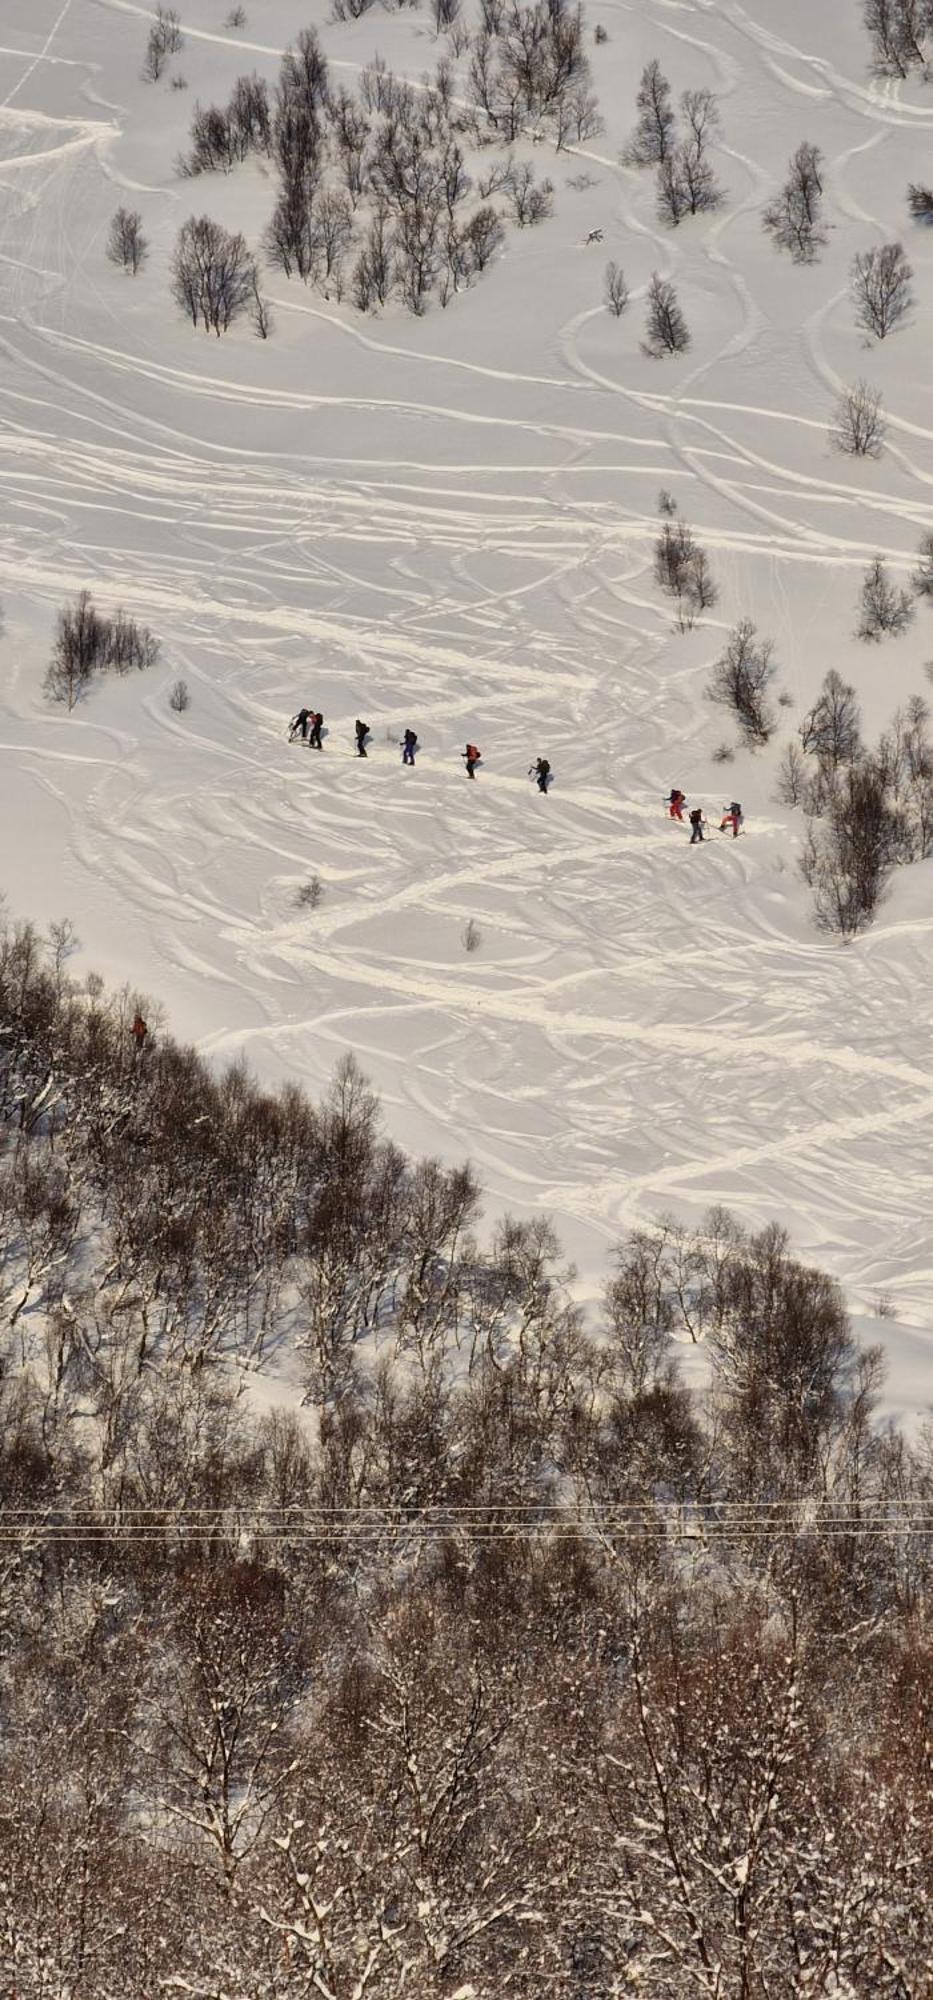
1,911 -> 932,1997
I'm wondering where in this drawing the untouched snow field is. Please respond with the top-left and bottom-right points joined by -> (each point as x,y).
1,0 -> 932,1412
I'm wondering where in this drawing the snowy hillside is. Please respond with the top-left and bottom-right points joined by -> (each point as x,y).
1,0 -> 932,1410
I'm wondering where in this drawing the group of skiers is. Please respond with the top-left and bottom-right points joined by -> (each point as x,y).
289,711 -> 557,792
668,790 -> 745,842
287,713 -> 746,829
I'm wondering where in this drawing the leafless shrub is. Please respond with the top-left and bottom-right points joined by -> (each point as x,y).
857,556 -> 914,640
249,274 -> 273,338
712,741 -> 735,765
226,5 -> 247,25
851,242 -> 914,339
654,514 -> 717,628
908,181 -> 933,221
656,89 -> 723,226
171,215 -> 257,334
594,21 -> 608,41
44,591 -> 159,708
604,259 -> 628,316
107,207 -> 147,274
625,58 -> 674,166
762,140 -> 826,262
829,379 -> 886,458
864,0 -> 933,75
709,620 -> 777,744
803,753 -> 900,934
296,876 -> 324,909
462,203 -> 505,272
776,740 -> 809,805
642,271 -> 690,356
143,5 -> 182,79
913,530 -> 933,601
876,695 -> 933,860
351,206 -> 394,310
169,679 -> 190,712
506,162 -> 554,227
477,155 -> 515,200
800,671 -> 862,770
462,918 -> 482,952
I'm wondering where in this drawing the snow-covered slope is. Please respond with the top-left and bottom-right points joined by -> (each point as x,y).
1,0 -> 932,1408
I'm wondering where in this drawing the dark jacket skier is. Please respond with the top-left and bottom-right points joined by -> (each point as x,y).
355,719 -> 369,758
720,801 -> 743,838
401,729 -> 418,765
463,743 -> 481,779
290,707 -> 311,741
531,757 -> 551,794
309,712 -> 324,750
689,807 -> 705,844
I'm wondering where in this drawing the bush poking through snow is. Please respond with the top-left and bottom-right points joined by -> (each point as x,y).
851,242 -> 914,340
864,0 -> 933,76
462,918 -> 482,953
762,141 -> 826,262
296,876 -> 325,909
604,260 -> 628,316
625,58 -> 675,166
656,88 -> 724,226
776,741 -> 809,806
654,510 -> 717,629
800,670 -> 862,771
908,181 -> 933,222
169,679 -> 190,713
642,272 -> 690,356
107,207 -> 148,274
709,620 -> 777,745
45,591 -> 159,709
143,5 -> 182,80
913,531 -> 933,602
171,216 -> 258,335
857,557 -> 914,641
801,757 -> 900,936
506,163 -> 554,227
829,380 -> 886,458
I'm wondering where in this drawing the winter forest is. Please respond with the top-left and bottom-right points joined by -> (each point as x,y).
1,0 -> 933,1991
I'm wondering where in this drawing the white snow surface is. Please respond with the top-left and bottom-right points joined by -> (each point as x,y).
1,0 -> 932,1415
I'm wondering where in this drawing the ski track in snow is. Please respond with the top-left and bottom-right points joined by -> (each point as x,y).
1,0 -> 933,1372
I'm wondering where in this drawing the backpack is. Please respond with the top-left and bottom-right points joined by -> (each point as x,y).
689,808 -> 702,824
731,802 -> 742,818
466,744 -> 480,762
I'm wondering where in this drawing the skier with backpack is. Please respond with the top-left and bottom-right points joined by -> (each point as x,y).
530,757 -> 551,794
689,807 -> 706,845
401,728 -> 418,766
462,743 -> 481,779
309,712 -> 324,750
355,719 -> 370,758
668,788 -> 686,822
289,707 -> 311,742
719,800 -> 744,839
